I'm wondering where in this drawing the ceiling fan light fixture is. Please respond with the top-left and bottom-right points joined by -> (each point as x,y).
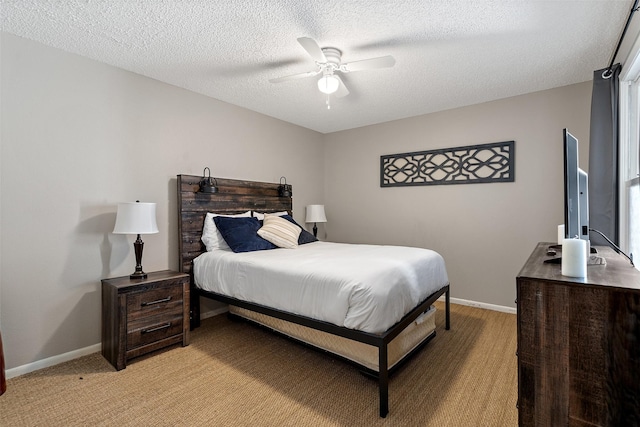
317,74 -> 339,94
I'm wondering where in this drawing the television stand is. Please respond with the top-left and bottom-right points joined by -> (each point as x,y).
547,244 -> 597,253
543,255 -> 606,265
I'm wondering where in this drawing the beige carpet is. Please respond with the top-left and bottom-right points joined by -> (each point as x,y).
0,302 -> 517,426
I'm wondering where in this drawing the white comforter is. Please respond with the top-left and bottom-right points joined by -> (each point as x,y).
193,241 -> 449,334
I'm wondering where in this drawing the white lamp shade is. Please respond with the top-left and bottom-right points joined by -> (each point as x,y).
113,202 -> 159,234
305,205 -> 327,223
317,75 -> 339,94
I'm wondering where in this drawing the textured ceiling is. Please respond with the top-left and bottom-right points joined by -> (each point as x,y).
0,0 -> 633,134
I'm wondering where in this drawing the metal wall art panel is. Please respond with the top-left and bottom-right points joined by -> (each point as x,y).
380,141 -> 515,187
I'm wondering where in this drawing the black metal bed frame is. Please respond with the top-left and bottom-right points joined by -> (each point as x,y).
192,281 -> 450,417
177,174 -> 451,418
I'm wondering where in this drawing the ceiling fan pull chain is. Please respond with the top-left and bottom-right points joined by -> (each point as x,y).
326,93 -> 331,109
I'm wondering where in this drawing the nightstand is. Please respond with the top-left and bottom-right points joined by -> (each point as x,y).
101,270 -> 190,370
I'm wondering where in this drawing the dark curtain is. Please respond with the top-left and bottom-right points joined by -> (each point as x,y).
589,64 -> 621,245
0,328 -> 5,395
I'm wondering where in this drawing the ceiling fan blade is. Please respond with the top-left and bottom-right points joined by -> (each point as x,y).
269,69 -> 320,84
333,75 -> 350,98
342,55 -> 395,72
297,37 -> 327,63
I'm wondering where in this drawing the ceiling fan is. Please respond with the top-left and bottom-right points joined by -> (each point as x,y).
269,37 -> 395,108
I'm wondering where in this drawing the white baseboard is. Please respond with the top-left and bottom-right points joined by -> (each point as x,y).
5,343 -> 102,380
6,307 -> 228,380
438,296 -> 517,314
6,298 -> 513,380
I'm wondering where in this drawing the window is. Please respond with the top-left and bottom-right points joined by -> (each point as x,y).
619,71 -> 640,269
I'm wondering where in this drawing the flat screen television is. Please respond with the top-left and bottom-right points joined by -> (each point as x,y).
563,128 -> 590,244
560,129 -> 635,266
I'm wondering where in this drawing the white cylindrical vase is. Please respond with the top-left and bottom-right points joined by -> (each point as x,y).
561,238 -> 587,278
557,225 -> 565,245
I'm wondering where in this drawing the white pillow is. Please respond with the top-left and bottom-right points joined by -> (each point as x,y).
257,214 -> 301,249
253,211 -> 288,220
201,211 -> 252,251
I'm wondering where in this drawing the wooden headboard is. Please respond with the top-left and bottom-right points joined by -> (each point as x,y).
177,174 -> 293,274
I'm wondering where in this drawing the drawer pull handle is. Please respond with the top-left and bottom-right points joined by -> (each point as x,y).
141,296 -> 172,307
141,322 -> 172,334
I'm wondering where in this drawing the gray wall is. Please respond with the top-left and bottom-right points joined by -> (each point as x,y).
0,33 -> 324,369
323,82 -> 592,308
1,32 -> 593,371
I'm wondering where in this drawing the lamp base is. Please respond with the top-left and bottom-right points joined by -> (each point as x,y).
130,271 -> 148,280
131,235 -> 147,280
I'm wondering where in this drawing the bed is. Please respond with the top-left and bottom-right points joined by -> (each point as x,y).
177,174 -> 451,417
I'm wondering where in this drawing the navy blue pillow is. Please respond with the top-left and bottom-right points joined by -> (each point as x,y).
213,216 -> 276,253
280,215 -> 318,245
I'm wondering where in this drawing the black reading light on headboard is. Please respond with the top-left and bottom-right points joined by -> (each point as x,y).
199,167 -> 218,193
278,176 -> 292,198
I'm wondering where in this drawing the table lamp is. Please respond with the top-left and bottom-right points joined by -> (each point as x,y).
113,201 -> 159,279
305,204 -> 327,238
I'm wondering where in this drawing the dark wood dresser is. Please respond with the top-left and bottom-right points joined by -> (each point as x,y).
102,270 -> 190,370
516,242 -> 640,426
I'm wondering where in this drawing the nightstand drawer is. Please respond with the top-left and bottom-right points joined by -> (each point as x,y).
126,285 -> 184,320
127,314 -> 184,349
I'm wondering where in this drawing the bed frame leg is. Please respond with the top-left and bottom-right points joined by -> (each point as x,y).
190,282 -> 201,330
379,344 -> 389,418
445,286 -> 451,330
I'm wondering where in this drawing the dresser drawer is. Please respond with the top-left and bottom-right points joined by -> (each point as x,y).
126,285 -> 184,321
127,313 -> 184,349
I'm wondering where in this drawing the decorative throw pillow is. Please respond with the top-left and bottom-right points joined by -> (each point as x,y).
257,214 -> 302,249
201,211 -> 251,251
280,215 -> 318,245
213,216 -> 276,253
252,211 -> 289,220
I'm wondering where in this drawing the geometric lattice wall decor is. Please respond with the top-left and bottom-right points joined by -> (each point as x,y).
380,141 -> 515,187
